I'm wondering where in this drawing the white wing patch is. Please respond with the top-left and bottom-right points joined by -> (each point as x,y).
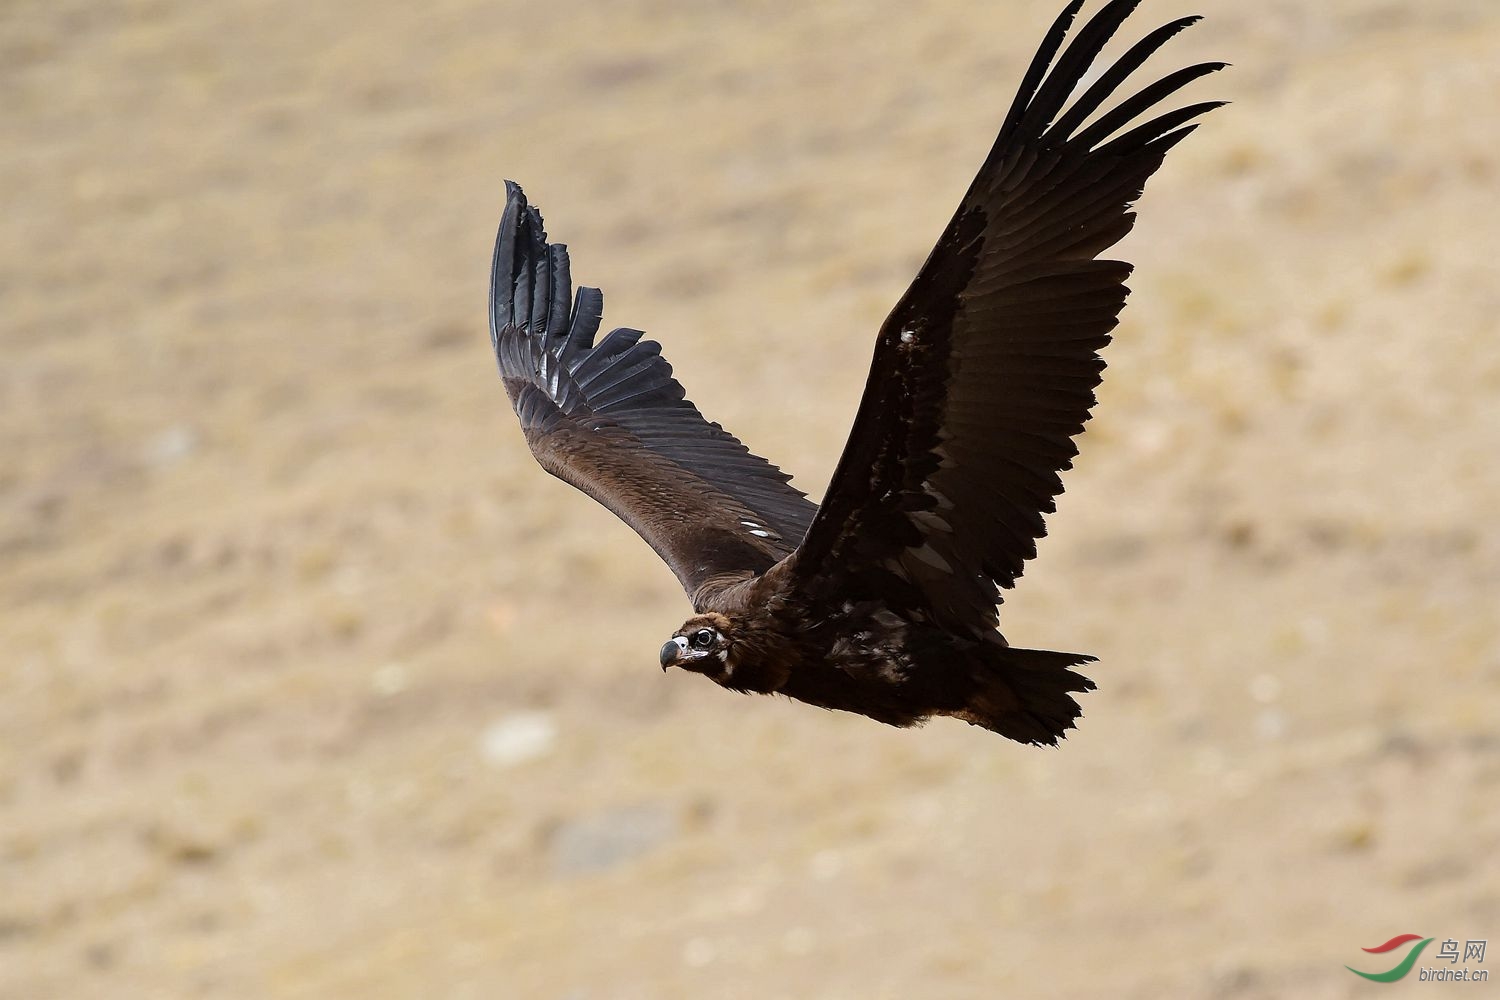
741,519 -> 773,539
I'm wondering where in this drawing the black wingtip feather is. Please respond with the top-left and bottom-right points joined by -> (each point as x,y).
997,4 -> 1223,163
1095,98 -> 1227,157
546,245 -> 571,343
1073,62 -> 1227,150
527,206 -> 552,329
510,238 -> 533,334
565,287 -> 604,354
1016,0 -> 1145,141
490,181 -> 527,355
492,182 -> 578,348
1051,15 -> 1206,141
999,0 -> 1088,145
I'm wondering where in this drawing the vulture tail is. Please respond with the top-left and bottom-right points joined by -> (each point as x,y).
950,645 -> 1097,746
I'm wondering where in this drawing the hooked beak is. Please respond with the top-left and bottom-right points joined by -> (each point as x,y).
660,636 -> 688,671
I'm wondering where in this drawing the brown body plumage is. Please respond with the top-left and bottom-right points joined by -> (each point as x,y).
665,563 -> 1096,742
489,0 -> 1222,744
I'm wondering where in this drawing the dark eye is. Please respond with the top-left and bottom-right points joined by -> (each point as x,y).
690,628 -> 716,649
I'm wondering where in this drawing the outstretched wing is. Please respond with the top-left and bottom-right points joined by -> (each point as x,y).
791,0 -> 1223,630
491,182 -> 818,601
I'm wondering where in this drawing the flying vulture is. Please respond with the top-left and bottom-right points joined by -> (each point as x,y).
489,0 -> 1222,744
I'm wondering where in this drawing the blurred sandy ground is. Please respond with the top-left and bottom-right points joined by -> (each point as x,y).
3,0 -> 1499,996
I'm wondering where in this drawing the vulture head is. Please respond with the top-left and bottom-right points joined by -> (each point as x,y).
661,612 -> 735,679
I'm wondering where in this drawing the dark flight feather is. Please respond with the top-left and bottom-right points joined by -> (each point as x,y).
488,0 -> 1221,744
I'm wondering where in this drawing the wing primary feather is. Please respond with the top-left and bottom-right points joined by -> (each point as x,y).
529,234 -> 551,335
489,181 -> 526,361
1138,121 -> 1207,157
1051,16 -> 1204,141
1094,99 -> 1227,157
546,246 -> 571,343
1072,62 -> 1228,149
511,222 -> 534,334
998,0 -> 1087,145
563,286 -> 604,358
522,205 -> 550,332
1015,0 -> 1144,141
525,215 -> 553,384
